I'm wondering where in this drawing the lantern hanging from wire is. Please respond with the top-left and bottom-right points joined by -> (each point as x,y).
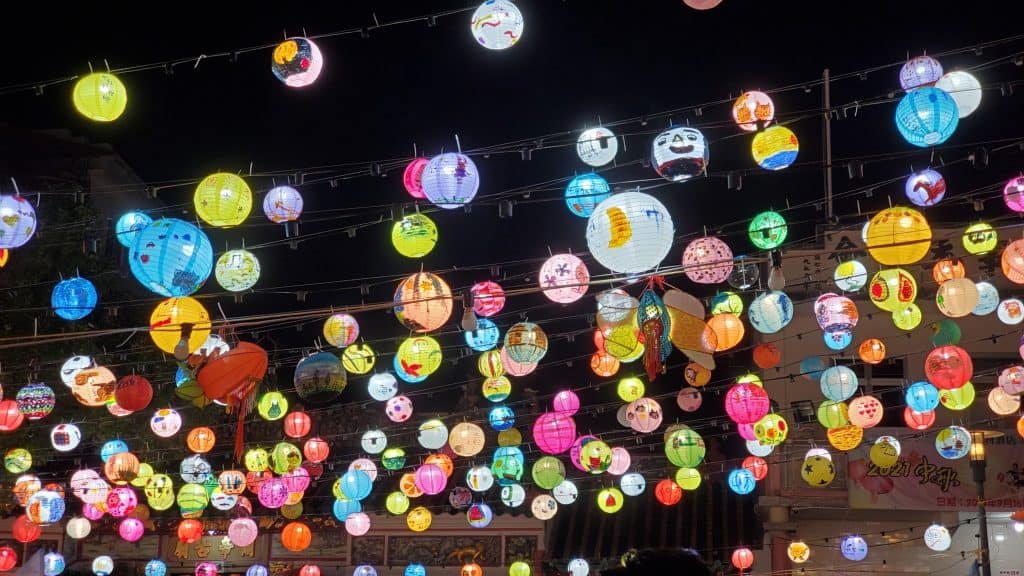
194,173 -> 252,228
394,272 -> 454,332
115,212 -> 152,247
392,213 -> 438,258
900,55 -> 943,90
576,127 -> 618,167
130,218 -> 213,297
752,125 -> 799,170
895,87 -> 959,147
73,72 -> 127,121
651,127 -> 709,181
421,153 -> 479,209
215,249 -> 261,292
271,37 -> 324,87
934,70 -> 982,118
470,0 -> 524,50
263,185 -> 304,223
539,253 -> 589,303
586,191 -> 674,274
732,91 -> 774,131
565,173 -> 612,218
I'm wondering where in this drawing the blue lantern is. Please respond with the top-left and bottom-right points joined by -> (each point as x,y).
465,318 -> 500,352
564,173 -> 611,218
246,566 -> 269,576
905,381 -> 940,412
340,470 -> 373,501
823,329 -> 852,351
100,439 -> 129,462
895,87 -> 959,148
404,565 -> 427,576
332,497 -> 362,521
43,553 -> 66,576
488,405 -> 515,431
800,356 -> 827,381
727,468 -> 756,495
421,153 -> 479,209
115,212 -> 153,248
840,535 -> 868,561
144,560 -> 167,576
820,366 -> 858,402
748,291 -> 794,334
51,277 -> 97,320
129,218 -> 213,297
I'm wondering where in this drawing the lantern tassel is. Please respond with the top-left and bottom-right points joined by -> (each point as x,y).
642,318 -> 663,382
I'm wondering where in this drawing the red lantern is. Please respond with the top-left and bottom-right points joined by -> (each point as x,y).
197,342 -> 268,405
655,479 -> 683,505
303,437 -> 330,463
924,345 -> 973,390
177,519 -> 204,544
731,547 -> 754,571
0,546 -> 17,571
281,521 -> 312,552
461,564 -> 483,576
904,407 -> 936,431
13,514 -> 41,543
246,470 -> 272,494
752,343 -> 781,369
299,566 -> 320,576
742,456 -> 768,481
114,375 -> 153,412
0,399 -> 25,432
284,412 -> 312,439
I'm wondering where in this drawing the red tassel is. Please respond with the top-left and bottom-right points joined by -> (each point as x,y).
642,319 -> 663,382
234,409 -> 245,463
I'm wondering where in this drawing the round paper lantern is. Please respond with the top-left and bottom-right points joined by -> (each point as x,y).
300,566 -> 320,576
652,126 -> 709,181
414,464 -> 447,496
617,377 -> 645,402
710,291 -> 744,316
748,211 -> 788,250
145,560 -> 167,576
576,126 -> 618,167
752,343 -> 781,369
728,468 -> 757,494
616,473 -> 645,497
935,425 -> 972,459
263,185 -> 304,223
1003,239 -> 1024,284
531,494 -> 559,520
905,169 -> 946,207
565,173 -> 612,218
786,541 -> 810,564
392,214 -> 437,258
150,408 -> 182,438
215,249 -> 260,292
732,91 -> 774,131
149,297 -> 211,354
364,374 -> 397,403
869,268 -> 917,312
677,387 -> 702,412
904,407 -> 936,430
394,272 -> 454,332
43,553 -> 65,576
25,489 -> 64,525
586,191 -> 674,274
840,535 -> 868,562
466,502 -> 494,527
962,222 -> 997,255
833,260 -> 868,292
14,382 -> 54,420
385,395 -> 413,422
51,277 -> 97,320
1005,177 -> 1024,214
0,194 -> 36,249
931,259 -> 965,286
344,343 -> 377,376
683,236 -> 733,284
815,294 -> 859,332
401,158 -> 430,199
596,487 -> 624,513
925,346 -> 972,390
449,422 -> 486,457
707,313 -> 744,351
854,339 -> 885,365
110,375 -> 152,413
105,452 -> 140,485
906,381 -> 940,412
870,440 -> 899,468
865,207 -> 932,265
748,291 -> 794,334
293,351 -> 346,404
972,282 -> 998,317
504,322 -> 548,363
895,87 -> 959,147
552,390 -> 580,417
939,381 -> 976,411
731,547 -> 754,572
130,218 -> 213,297
465,318 -> 500,352
118,517 -> 144,542
725,384 -> 770,425
194,173 -> 252,228
509,561 -> 531,576
470,0 -> 523,50
73,72 -> 127,121
900,55 -> 943,89
848,395 -> 884,428
405,566 -> 426,576
817,401 -> 848,428
801,455 -> 836,487
684,362 -> 712,387
421,153 -> 479,209
3,448 -> 30,474
665,428 -> 706,467
92,556 -> 114,576
752,126 -> 799,170
988,387 -> 1021,416
626,397 -> 662,433
50,423 -> 81,452
182,427 -> 215,454
654,479 -> 683,505
247,567 -> 268,576
753,413 -> 788,446
673,467 -> 701,492
924,524 -> 952,551
65,517 -> 91,540
281,521 -> 312,552
533,413 -> 576,454
579,440 -> 613,474
177,519 -> 204,544
271,37 -> 323,87
539,253 -> 589,303
935,71 -> 982,118
999,298 -> 1024,325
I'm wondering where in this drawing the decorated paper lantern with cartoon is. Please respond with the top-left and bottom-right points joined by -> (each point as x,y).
651,127 -> 709,181
130,218 -> 213,297
394,272 -> 454,332
732,91 -> 774,131
586,192 -> 675,274
271,38 -> 324,87
263,185 -> 304,223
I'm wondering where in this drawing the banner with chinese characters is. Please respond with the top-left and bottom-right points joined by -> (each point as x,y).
848,428 -> 1024,511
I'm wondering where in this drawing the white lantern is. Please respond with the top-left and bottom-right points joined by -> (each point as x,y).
418,419 -> 449,450
568,559 -> 590,576
0,194 -> 37,248
585,192 -> 674,274
935,71 -> 982,118
215,249 -> 261,292
360,429 -> 387,455
469,0 -> 524,51
651,127 -> 709,182
988,387 -> 1021,415
66,517 -> 91,539
924,524 -> 951,551
263,186 -> 304,223
421,153 -> 479,209
576,127 -> 618,167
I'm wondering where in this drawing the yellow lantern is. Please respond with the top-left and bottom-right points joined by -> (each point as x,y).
281,502 -> 303,519
149,297 -> 211,354
449,423 -> 486,457
215,249 -> 261,292
497,428 -> 522,447
194,173 -> 253,228
386,491 -> 410,515
868,268 -> 917,312
787,541 -> 810,563
800,455 -> 835,487
396,337 -> 442,379
963,222 -> 997,255
392,214 -> 438,258
892,302 -> 923,330
257,392 -> 289,422
869,440 -> 899,468
865,206 -> 931,265
603,325 -> 642,359
478,350 -> 505,378
342,343 -> 376,375
406,506 -> 432,532
617,377 -> 645,402
826,424 -> 863,451
73,73 -> 127,122
939,381 -> 975,410
674,467 -> 702,491
596,487 -> 624,513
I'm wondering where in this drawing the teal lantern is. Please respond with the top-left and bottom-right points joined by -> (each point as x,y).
727,468 -> 757,495
340,470 -> 373,501
564,173 -> 612,218
748,211 -> 788,250
332,498 -> 361,521
491,446 -> 524,485
488,406 -> 515,431
129,218 -> 213,297
465,318 -> 500,352
895,87 -> 959,147
100,439 -> 129,462
51,277 -> 97,320
115,212 -> 152,247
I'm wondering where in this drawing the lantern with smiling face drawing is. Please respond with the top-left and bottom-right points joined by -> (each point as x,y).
651,127 -> 709,182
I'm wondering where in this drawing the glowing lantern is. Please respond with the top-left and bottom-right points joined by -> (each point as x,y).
263,185 -> 304,223
565,173 -> 612,218
470,0 -> 523,50
73,72 -> 127,121
868,268 -> 917,312
682,236 -> 733,284
383,395 -> 412,422
988,387 -> 1021,416
51,277 -> 98,321
904,407 -> 936,430
677,387 -> 702,412
962,222 -> 997,255
401,158 -> 430,199
1002,239 -> 1024,284
750,343 -> 780,369
731,547 -> 755,573
118,517 -> 144,542
684,362 -> 712,387
504,322 -> 547,363
366,373 -> 398,403
394,272 -> 454,332
900,55 -> 943,89
865,207 -> 932,265
935,70 -> 981,117
272,37 -> 323,87
392,214 -> 437,258
150,408 -> 182,438
752,126 -> 799,170
931,258 -> 965,285
870,440 -> 899,468
801,455 -> 835,487
586,191 -> 674,274
414,464 -> 447,496
596,487 -> 624,513
281,412 -> 310,439
105,452 -> 140,485
786,541 -> 810,564
215,249 -> 260,292
895,86 -> 959,147
906,381 -> 940,412
848,395 -> 884,428
935,425 -> 972,459
65,517 -> 91,540
748,291 -> 794,334
25,490 -> 64,525
748,211 -> 788,250
130,217 -> 213,297
753,414 -> 788,445
449,422 -> 486,457
281,521 -> 312,552
727,468 -> 757,494
665,428 -> 705,467
725,384 -> 770,424
577,126 -> 618,166
924,524 -> 952,552
1004,178 -> 1024,214
999,299 -> 1024,325
110,375 -> 151,413
652,126 -> 709,181
710,292 -> 743,316
1,449 -> 29,475
539,253 -> 589,303
182,427 -> 214,453
44,553 -> 65,576
533,413 -> 576,454
707,313 -> 744,351
925,346 -> 972,390
256,391 -> 288,422
344,343 -> 376,375
652,479 -> 682,505
177,519 -> 204,544
732,91 -> 774,131
905,169 -> 946,207
194,174 -> 251,228
817,401 -> 848,428
14,383 -> 54,420
834,260 -> 868,292
397,336 -> 442,380
92,556 -> 114,576
466,318 -> 500,352
840,536 -> 868,562
149,297 -> 211,355
936,278 -> 979,318
626,397 -> 662,432
421,153 -> 479,208
293,351 -> 346,404
616,377 -> 644,402
552,390 -> 580,417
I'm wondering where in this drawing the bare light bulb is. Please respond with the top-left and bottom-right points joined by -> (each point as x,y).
768,266 -> 786,290
1014,521 -> 1024,534
461,308 -> 478,332
174,323 -> 195,361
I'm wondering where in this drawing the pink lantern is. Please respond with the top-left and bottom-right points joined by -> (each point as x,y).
848,395 -> 884,428
345,512 -> 371,536
552,390 -> 580,416
677,387 -> 702,412
471,281 -> 505,317
999,366 -> 1024,395
539,254 -> 589,304
724,384 -> 770,424
607,447 -> 631,476
500,347 -> 537,376
414,464 -> 447,495
196,562 -> 218,576
569,435 -> 599,472
1004,177 -> 1024,213
533,412 -> 577,454
626,398 -> 663,433
106,486 -> 138,518
386,395 -> 414,422
682,237 -> 734,284
257,477 -> 289,509
350,458 -> 378,481
118,518 -> 144,542
82,503 -> 105,520
813,293 -> 859,332
281,467 -> 310,493
737,423 -> 757,441
403,158 -> 429,199
900,55 -> 943,90
925,346 -> 973,390
228,517 -> 258,547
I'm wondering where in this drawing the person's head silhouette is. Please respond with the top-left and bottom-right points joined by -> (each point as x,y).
600,548 -> 712,576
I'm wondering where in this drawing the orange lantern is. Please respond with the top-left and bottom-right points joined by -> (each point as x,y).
684,363 -> 712,387
707,313 -> 744,351
752,343 -> 781,369
303,437 -> 330,463
1003,239 -> 1024,284
1017,415 -> 1024,439
858,339 -> 886,365
186,427 -> 216,453
284,412 -> 312,438
425,453 -> 455,477
590,352 -> 620,377
655,479 -> 683,505
394,272 -> 454,333
246,470 -> 272,494
177,519 -> 204,544
218,470 -> 247,495
461,564 -> 483,576
104,452 -> 140,485
13,515 -> 41,543
932,259 -> 965,285
196,342 -> 268,406
281,521 -> 312,552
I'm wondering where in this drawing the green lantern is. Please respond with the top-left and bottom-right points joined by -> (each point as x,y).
509,561 -> 531,576
531,456 -> 565,490
674,467 -> 702,491
748,210 -> 788,250
664,428 -> 706,468
816,400 -> 849,428
382,448 -> 407,471
258,391 -> 288,421
385,491 -> 410,515
176,483 -> 209,516
271,442 -> 302,474
245,448 -> 270,472
710,292 -> 744,315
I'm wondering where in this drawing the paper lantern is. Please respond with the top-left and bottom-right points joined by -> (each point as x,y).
1004,178 -> 1024,215
935,71 -> 982,117
448,422 -> 485,457
751,343 -> 780,369
149,297 -> 211,355
848,395 -> 884,428
394,272 -> 454,332
832,260 -> 867,292
246,567 -> 268,576
65,517 -> 91,540
930,317 -> 963,346
840,535 -> 868,562
470,0 -> 523,49
215,249 -> 260,292
502,322 -> 546,363
924,524 -> 952,551
145,560 -> 167,576
130,218 -> 213,297
939,381 -> 975,410
930,258 -> 965,285
868,268 -> 917,312
177,519 -> 204,544
853,339 -> 884,365
865,207 -> 932,265
11,514 -> 40,544
905,168 -> 946,207
118,517 -> 144,542
727,468 -> 757,495
999,298 -> 1024,325
904,407 -> 936,430
786,541 -> 810,564
731,547 -> 755,572
73,72 -> 127,121
753,413 -> 788,446
105,452 -> 140,486
421,153 -> 479,208
900,55 -> 943,89
710,292 -> 743,316
51,277 -> 98,321
13,382 -> 53,420
906,381 -> 940,412
936,278 -> 979,318
816,400 -> 848,428
706,313 -> 743,351
892,302 -> 922,331
412,464 -> 446,496
469,282 -> 505,320
665,428 -> 705,467
614,377 -> 643,402
595,487 -> 624,513
319,313 -> 360,348
344,343 -> 376,376
683,363 -> 712,387
25,489 -> 64,525
752,126 -> 799,170
748,210 -> 788,250
586,192 -> 674,274
577,127 -> 618,167
565,173 -> 612,218
533,413 -> 576,454
895,87 -> 959,147
255,391 -> 288,422
651,126 -> 709,181
293,351 -> 346,404
92,556 -> 114,576
181,427 -> 215,454
732,91 -> 774,131
271,442 -> 302,475
392,214 -> 437,258
3,448 -> 29,474
651,479 -> 682,506
263,185 -> 304,223
676,387 -> 702,412
539,253 -> 589,303
935,425 -> 972,459
870,440 -> 899,468
747,291 -> 794,334
194,173 -> 252,227
44,553 -> 66,576
683,236 -> 733,284
725,384 -> 770,425
551,390 -> 580,417
801,455 -> 835,487
626,397 -> 662,432
530,493 -> 558,520
383,395 -> 412,422
988,387 -> 1021,415
925,345 -> 972,390
150,408 -> 182,438
1003,238 -> 1024,284
404,566 -> 426,576
281,521 -> 312,552
272,37 -> 323,87
962,222 -> 996,255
